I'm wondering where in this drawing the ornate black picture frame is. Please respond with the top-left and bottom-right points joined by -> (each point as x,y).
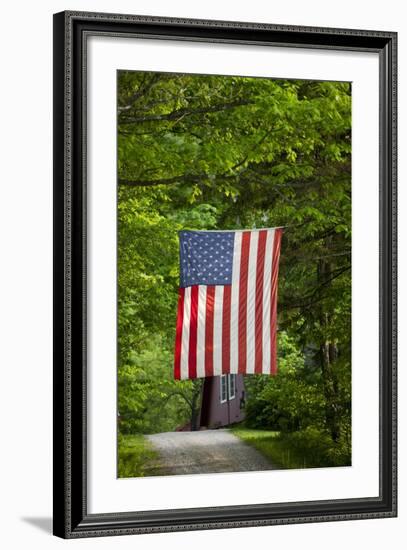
53,10 -> 397,538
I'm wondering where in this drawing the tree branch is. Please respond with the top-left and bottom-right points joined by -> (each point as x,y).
118,74 -> 162,112
118,174 -> 204,187
163,390 -> 193,410
280,265 -> 351,311
119,99 -> 252,125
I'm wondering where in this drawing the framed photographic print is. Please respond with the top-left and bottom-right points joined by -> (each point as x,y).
53,11 -> 397,538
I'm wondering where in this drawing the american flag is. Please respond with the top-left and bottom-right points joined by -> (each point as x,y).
174,228 -> 283,380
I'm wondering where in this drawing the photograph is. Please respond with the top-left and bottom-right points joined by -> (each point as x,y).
51,10 -> 396,537
116,70 -> 352,478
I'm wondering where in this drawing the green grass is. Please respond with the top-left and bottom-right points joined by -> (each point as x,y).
231,426 -> 351,469
118,434 -> 162,478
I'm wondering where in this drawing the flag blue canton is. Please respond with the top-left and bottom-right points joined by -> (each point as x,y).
179,230 -> 235,288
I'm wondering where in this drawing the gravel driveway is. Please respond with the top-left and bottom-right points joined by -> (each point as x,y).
146,429 -> 275,475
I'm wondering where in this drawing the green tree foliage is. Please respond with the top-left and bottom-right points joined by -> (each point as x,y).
244,332 -> 325,432
117,70 -> 351,462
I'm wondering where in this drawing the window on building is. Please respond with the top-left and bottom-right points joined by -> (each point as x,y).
220,375 -> 227,403
220,374 -> 237,403
228,374 -> 236,400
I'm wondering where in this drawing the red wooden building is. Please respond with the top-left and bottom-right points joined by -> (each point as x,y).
199,374 -> 246,429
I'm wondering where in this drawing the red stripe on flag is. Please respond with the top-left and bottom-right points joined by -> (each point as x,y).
238,231 -> 251,374
271,229 -> 283,375
205,285 -> 215,377
255,230 -> 267,373
222,285 -> 231,374
188,285 -> 199,379
174,287 -> 185,380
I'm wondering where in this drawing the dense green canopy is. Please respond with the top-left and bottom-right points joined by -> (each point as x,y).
117,71 -> 351,466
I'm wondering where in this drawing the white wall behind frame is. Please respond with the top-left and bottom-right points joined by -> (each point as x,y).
0,1 -> 403,550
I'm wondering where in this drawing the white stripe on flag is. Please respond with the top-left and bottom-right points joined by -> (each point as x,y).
230,231 -> 242,374
213,285 -> 224,376
196,285 -> 207,378
180,286 -> 191,380
262,229 -> 275,374
246,230 -> 259,374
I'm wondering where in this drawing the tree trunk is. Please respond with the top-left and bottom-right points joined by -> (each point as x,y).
190,379 -> 203,431
318,249 -> 341,443
320,339 -> 340,443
